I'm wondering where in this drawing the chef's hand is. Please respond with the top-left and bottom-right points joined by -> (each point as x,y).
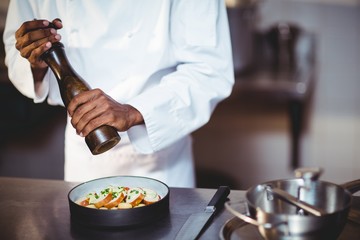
67,89 -> 145,137
15,18 -> 63,81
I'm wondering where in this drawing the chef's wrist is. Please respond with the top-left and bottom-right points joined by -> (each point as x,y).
126,104 -> 144,127
31,66 -> 48,84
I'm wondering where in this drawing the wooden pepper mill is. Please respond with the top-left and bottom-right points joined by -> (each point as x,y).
40,42 -> 120,155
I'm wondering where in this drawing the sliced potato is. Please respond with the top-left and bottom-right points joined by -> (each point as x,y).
118,202 -> 133,209
76,196 -> 90,206
104,191 -> 126,209
93,192 -> 113,208
86,204 -> 97,209
126,187 -> 145,207
143,188 -> 161,205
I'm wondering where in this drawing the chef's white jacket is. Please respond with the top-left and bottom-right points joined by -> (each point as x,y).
3,0 -> 234,187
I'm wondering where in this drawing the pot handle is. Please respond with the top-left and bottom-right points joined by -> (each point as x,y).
224,199 -> 281,230
341,179 -> 360,194
224,200 -> 261,226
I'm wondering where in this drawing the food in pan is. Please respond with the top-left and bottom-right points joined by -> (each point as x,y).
75,186 -> 161,209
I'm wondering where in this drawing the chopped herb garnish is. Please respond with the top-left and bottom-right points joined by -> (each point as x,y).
112,192 -> 118,198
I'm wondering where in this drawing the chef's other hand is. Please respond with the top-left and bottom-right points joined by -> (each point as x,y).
67,89 -> 145,137
15,18 -> 62,69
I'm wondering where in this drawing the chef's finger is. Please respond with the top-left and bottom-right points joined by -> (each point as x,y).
51,18 -> 63,29
69,89 -> 119,135
80,113 -> 117,137
19,32 -> 60,59
16,27 -> 59,51
69,90 -> 110,132
67,90 -> 97,118
80,103 -> 141,136
73,109 -> 104,137
15,19 -> 51,39
70,101 -> 98,135
27,41 -> 53,68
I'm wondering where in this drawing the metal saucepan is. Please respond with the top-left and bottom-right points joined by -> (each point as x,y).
225,168 -> 360,240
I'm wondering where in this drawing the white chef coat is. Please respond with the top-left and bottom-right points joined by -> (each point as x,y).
3,0 -> 234,187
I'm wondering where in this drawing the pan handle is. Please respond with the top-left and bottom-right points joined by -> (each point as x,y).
341,179 -> 360,194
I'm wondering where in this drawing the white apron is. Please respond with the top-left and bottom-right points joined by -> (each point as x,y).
64,117 -> 195,187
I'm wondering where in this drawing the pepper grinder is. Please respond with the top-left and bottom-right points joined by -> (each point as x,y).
40,42 -> 120,155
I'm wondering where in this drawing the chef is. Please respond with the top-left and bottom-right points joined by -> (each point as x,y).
3,0 -> 234,187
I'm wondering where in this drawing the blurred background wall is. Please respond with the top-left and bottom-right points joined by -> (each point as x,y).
194,0 -> 360,188
0,0 -> 66,180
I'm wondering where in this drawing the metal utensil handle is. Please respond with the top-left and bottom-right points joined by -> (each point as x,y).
224,200 -> 288,230
267,186 -> 327,216
341,179 -> 360,194
224,200 -> 260,226
207,186 -> 231,209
